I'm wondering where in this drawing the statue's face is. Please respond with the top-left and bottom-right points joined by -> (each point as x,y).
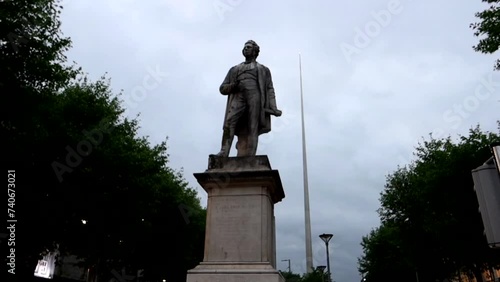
242,43 -> 255,58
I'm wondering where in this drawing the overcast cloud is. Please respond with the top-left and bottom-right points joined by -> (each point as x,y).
60,0 -> 499,281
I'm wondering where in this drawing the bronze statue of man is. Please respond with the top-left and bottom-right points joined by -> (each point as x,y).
215,40 -> 282,157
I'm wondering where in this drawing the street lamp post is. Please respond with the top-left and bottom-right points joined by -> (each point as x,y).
281,259 -> 291,273
319,233 -> 333,282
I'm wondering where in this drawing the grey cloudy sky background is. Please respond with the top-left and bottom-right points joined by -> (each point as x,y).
59,0 -> 499,281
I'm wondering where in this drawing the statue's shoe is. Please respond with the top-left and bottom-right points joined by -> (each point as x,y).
215,150 -> 228,157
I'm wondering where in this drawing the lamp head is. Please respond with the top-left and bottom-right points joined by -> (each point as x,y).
319,233 -> 333,243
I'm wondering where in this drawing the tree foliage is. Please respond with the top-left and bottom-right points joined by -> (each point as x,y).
471,0 -> 500,70
2,1 -> 205,281
359,125 -> 500,281
1,0 -> 79,279
281,271 -> 302,282
48,77 -> 206,281
281,270 -> 328,282
300,269 -> 329,282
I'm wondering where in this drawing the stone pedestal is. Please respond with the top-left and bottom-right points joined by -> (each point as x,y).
186,155 -> 285,282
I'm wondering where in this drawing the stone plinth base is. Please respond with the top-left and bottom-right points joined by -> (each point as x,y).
187,262 -> 285,282
186,155 -> 285,282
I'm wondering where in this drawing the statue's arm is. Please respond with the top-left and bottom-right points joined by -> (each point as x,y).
219,66 -> 237,95
266,67 -> 276,97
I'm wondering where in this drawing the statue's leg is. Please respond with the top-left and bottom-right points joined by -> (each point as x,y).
235,116 -> 250,156
216,94 -> 245,157
216,127 -> 234,157
236,135 -> 249,157
246,92 -> 260,156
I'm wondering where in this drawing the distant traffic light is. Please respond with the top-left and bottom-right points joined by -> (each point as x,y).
472,151 -> 500,248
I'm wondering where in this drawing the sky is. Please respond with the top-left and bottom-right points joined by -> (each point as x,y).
59,0 -> 499,281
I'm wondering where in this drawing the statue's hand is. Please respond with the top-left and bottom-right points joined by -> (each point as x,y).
231,80 -> 241,93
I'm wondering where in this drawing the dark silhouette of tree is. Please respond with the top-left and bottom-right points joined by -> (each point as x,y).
1,1 -> 205,281
359,125 -> 500,281
471,1 -> 500,70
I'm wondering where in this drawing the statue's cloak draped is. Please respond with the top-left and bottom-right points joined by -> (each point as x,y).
219,61 -> 274,137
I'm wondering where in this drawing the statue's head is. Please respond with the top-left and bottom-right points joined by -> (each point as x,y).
242,40 -> 260,59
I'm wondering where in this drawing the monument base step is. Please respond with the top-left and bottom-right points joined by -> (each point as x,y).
186,262 -> 285,282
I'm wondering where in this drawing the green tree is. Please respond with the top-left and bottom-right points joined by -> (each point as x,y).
359,125 -> 500,281
36,76 -> 206,281
1,0 -> 79,155
300,268 -> 328,282
281,271 -> 302,282
358,223 -> 415,282
1,1 -> 206,281
1,0 -> 79,279
470,0 -> 500,70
